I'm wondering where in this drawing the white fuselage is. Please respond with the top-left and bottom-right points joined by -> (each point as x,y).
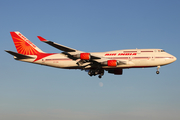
17,49 -> 176,70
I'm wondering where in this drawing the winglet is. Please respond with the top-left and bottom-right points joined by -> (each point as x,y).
37,36 -> 48,42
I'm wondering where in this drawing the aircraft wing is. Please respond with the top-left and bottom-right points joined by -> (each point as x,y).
37,36 -> 127,68
37,36 -> 101,59
37,36 -> 79,52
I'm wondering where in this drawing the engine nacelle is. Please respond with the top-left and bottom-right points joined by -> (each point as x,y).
102,60 -> 118,66
108,69 -> 123,75
74,53 -> 91,60
80,53 -> 91,60
107,60 -> 117,66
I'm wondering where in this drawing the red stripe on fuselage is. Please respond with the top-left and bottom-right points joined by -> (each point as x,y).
34,53 -> 55,62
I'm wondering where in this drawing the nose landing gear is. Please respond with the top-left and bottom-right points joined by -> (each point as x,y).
156,66 -> 160,74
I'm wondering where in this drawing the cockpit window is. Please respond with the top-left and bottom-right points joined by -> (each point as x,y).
158,50 -> 165,52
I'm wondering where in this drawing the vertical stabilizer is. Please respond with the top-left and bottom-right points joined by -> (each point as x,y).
10,31 -> 44,55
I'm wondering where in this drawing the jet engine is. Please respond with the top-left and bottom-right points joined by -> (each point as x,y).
102,60 -> 118,66
74,53 -> 91,60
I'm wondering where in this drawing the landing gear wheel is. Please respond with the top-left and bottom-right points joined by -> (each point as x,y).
156,71 -> 160,74
88,69 -> 104,78
88,71 -> 93,76
156,66 -> 160,74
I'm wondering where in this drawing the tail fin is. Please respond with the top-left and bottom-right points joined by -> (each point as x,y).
10,31 -> 44,55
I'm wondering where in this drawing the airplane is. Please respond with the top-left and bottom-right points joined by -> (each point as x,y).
5,31 -> 177,78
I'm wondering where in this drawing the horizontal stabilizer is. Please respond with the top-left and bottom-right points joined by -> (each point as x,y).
5,50 -> 34,59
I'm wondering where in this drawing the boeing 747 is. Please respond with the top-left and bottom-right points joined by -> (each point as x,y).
5,31 -> 177,78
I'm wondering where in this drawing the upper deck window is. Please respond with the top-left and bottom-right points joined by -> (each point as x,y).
123,51 -> 137,53
141,51 -> 153,52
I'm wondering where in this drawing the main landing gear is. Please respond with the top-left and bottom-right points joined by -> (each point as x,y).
88,69 -> 104,78
156,66 -> 160,74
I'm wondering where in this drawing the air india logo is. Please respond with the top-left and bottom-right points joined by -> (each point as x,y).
12,33 -> 40,55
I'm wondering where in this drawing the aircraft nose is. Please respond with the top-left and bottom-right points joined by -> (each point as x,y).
172,56 -> 177,62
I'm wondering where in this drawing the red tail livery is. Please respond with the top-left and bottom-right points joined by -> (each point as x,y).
10,32 -> 43,55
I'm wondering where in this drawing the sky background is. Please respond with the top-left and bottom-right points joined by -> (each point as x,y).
0,0 -> 180,120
